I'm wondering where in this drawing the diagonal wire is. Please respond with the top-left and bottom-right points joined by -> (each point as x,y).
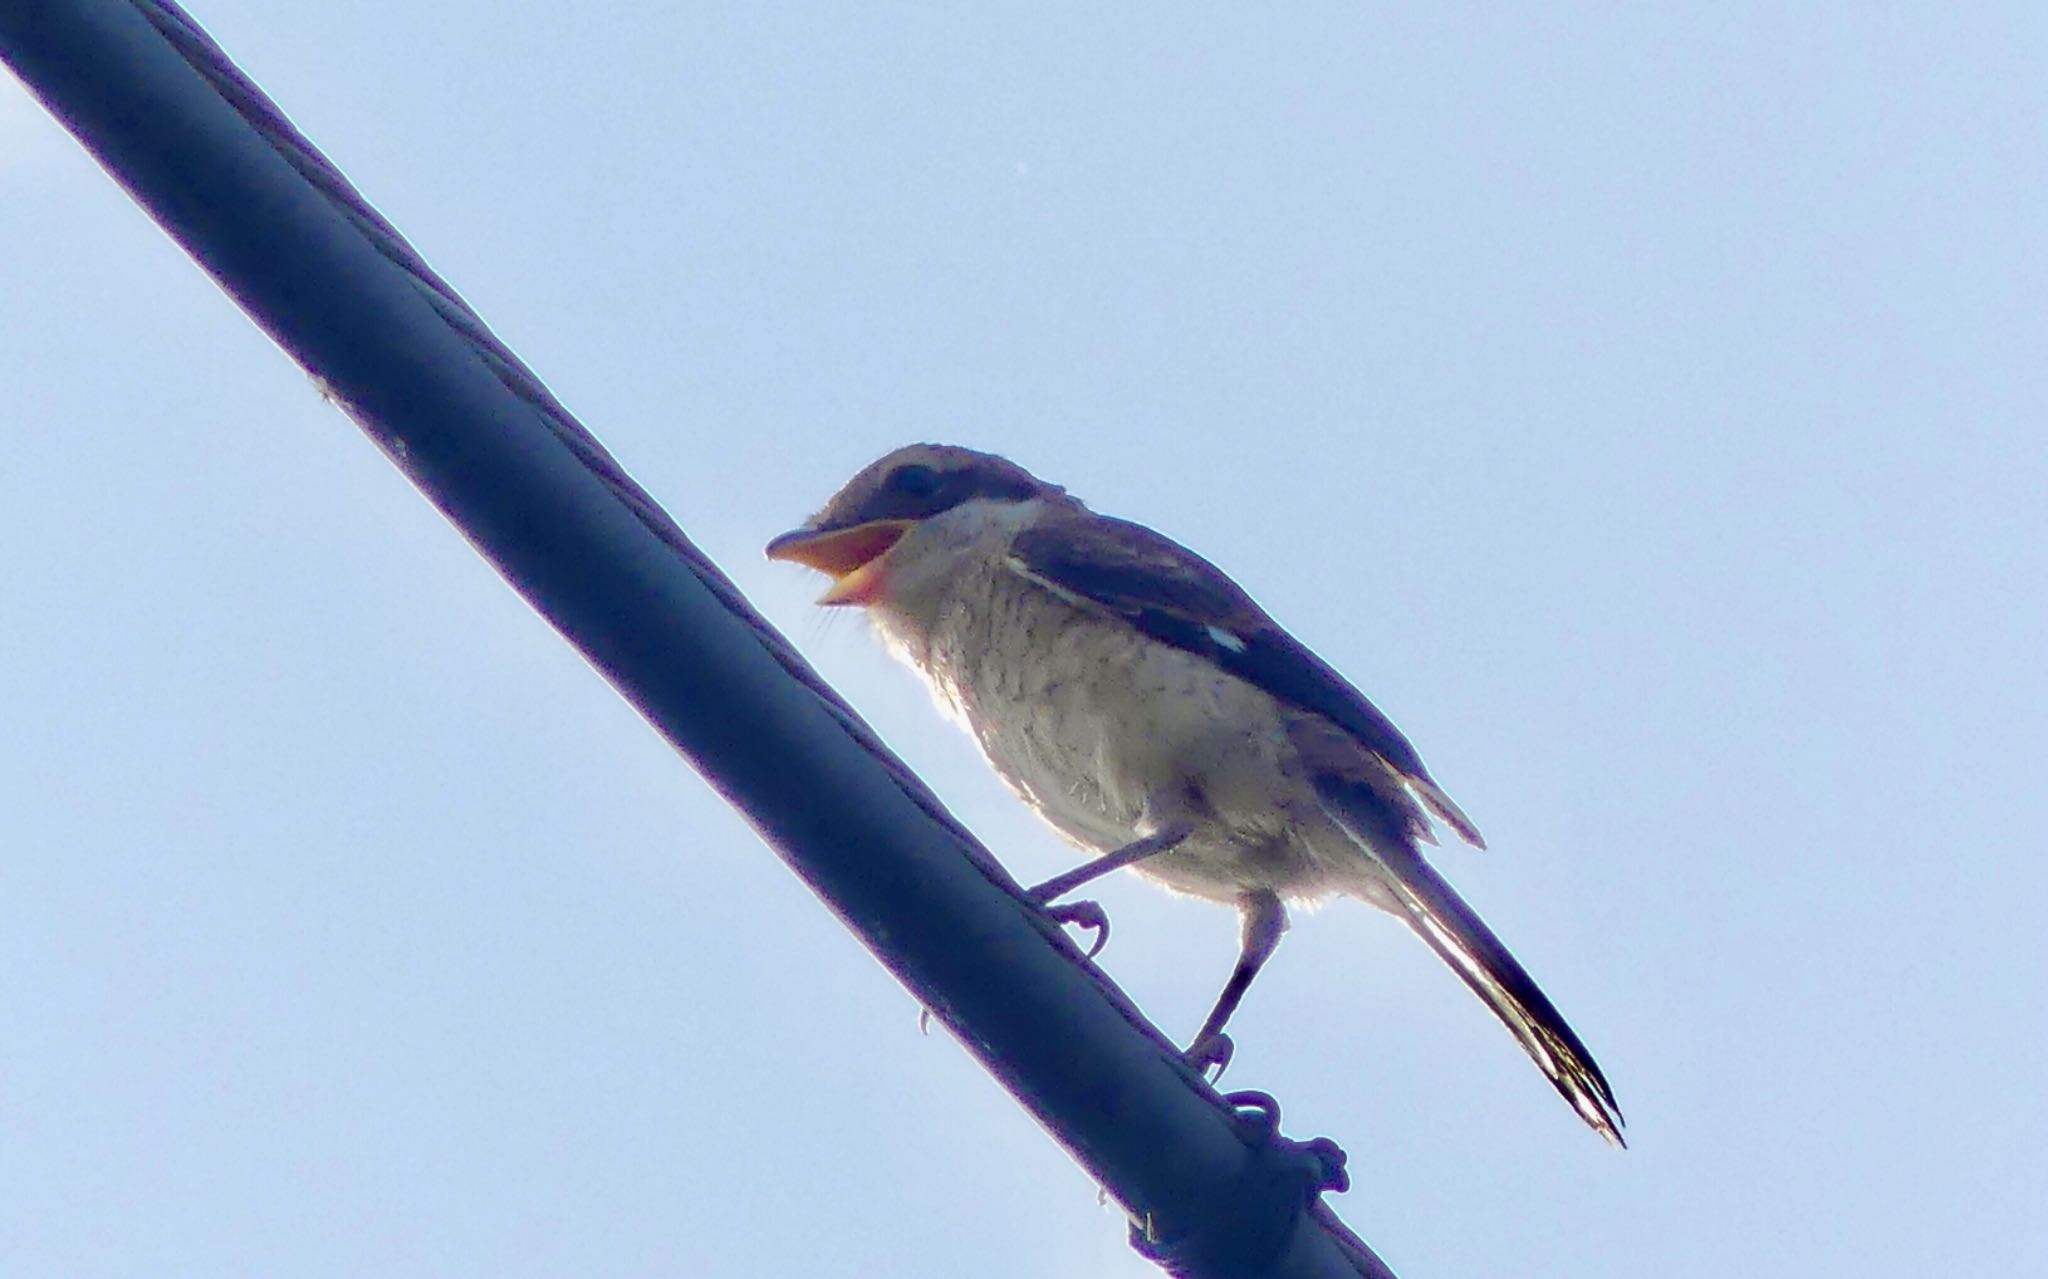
2,4 -> 1399,1275
129,0 -> 1000,873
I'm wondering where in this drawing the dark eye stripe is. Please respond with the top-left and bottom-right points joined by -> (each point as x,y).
889,464 -> 941,497
859,463 -> 1043,522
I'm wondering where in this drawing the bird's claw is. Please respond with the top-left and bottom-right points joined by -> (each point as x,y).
1184,1030 -> 1235,1081
1042,899 -> 1111,958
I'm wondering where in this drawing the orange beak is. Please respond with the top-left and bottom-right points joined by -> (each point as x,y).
764,520 -> 914,606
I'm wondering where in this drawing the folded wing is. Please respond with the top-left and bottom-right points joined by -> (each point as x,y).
1008,511 -> 1484,846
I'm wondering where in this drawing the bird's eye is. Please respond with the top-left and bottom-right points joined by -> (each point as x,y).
889,464 -> 942,498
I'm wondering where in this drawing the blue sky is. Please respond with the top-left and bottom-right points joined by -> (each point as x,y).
3,4 -> 2043,1276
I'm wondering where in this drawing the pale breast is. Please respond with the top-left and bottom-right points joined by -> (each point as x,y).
906,563 -> 1336,902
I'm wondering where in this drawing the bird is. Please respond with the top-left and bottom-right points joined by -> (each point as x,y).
765,443 -> 1624,1145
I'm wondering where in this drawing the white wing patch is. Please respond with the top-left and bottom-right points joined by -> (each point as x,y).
1204,624 -> 1247,653
1010,552 -> 1247,653
1003,553 -> 1097,611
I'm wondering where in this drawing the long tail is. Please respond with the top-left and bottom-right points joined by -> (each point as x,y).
1314,776 -> 1626,1146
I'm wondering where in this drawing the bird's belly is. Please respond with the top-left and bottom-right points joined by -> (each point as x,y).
929,606 -> 1332,902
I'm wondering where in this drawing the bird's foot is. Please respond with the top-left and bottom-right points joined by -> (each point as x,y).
1039,899 -> 1111,958
1184,1030 -> 1235,1081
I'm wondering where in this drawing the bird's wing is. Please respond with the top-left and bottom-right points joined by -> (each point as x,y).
1313,775 -> 1625,1144
1007,510 -> 1484,846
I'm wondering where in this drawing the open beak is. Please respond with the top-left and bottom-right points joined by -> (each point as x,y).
764,520 -> 914,606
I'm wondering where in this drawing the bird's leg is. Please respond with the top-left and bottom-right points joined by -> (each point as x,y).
1027,822 -> 1193,903
1029,823 -> 1193,959
1184,890 -> 1288,1078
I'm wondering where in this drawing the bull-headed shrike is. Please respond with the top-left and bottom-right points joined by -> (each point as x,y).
767,444 -> 1623,1145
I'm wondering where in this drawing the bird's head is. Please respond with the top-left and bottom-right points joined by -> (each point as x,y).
766,444 -> 1061,606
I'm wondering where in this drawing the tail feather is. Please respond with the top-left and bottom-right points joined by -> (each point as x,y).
1315,776 -> 1625,1146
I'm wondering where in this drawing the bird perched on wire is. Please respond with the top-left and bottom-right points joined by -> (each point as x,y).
766,443 -> 1624,1145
